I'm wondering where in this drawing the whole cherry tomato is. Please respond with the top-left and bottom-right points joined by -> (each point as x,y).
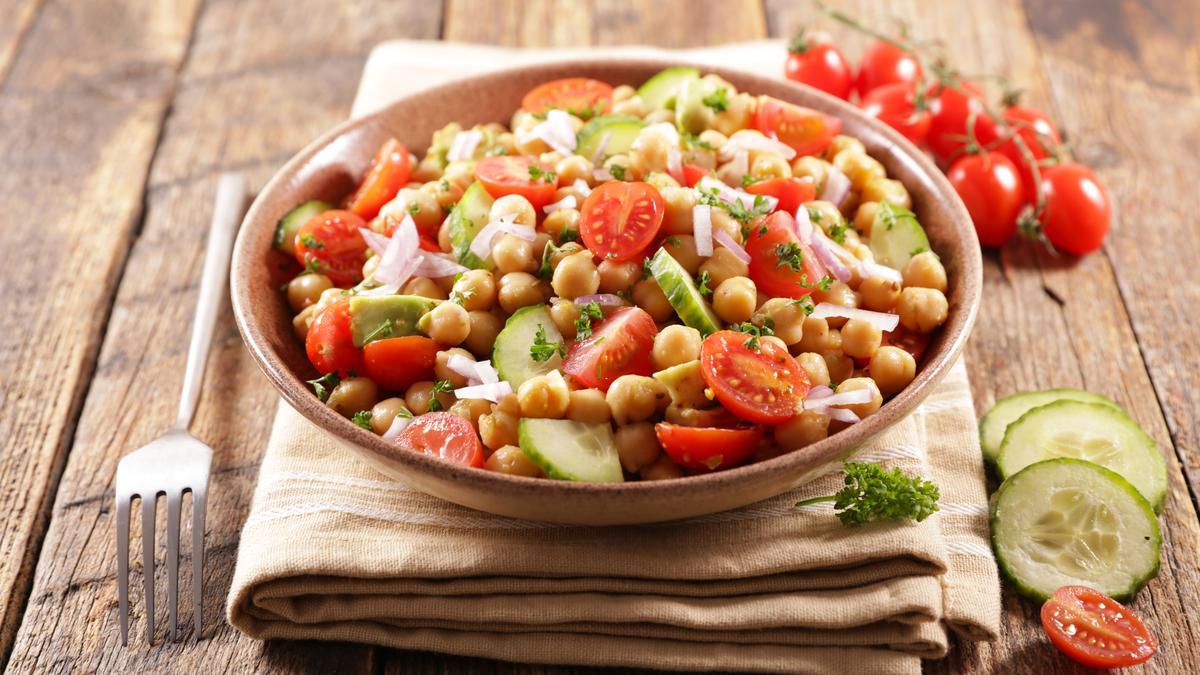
925,80 -> 998,166
996,105 -> 1063,202
946,151 -> 1024,247
1036,163 -> 1110,255
855,40 -> 923,97
859,83 -> 931,144
785,31 -> 854,100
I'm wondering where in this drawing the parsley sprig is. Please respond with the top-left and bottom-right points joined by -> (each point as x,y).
351,411 -> 373,430
530,324 -> 566,362
427,379 -> 453,412
702,87 -> 730,113
696,270 -> 712,297
362,319 -> 395,344
732,318 -> 774,351
574,301 -> 604,340
306,373 -> 340,402
795,463 -> 940,526
528,165 -> 557,184
775,242 -> 806,272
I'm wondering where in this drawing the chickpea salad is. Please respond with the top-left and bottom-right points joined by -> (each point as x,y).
275,67 -> 951,482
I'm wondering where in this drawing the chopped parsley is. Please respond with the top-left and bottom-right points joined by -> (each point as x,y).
741,175 -> 763,187
427,379 -> 453,412
303,258 -> 324,275
451,285 -> 476,306
641,257 -> 654,280
306,373 -> 340,402
574,301 -> 604,340
528,165 -> 556,184
538,241 -> 560,279
395,406 -> 414,419
696,270 -> 712,297
801,273 -> 834,291
794,462 -> 940,526
362,319 -> 394,344
558,227 -> 579,244
702,87 -> 730,113
351,411 -> 373,430
608,164 -> 628,181
406,202 -> 421,215
681,131 -> 714,150
791,296 -> 816,315
665,235 -> 681,247
696,187 -> 772,224
732,318 -> 774,351
775,242 -> 806,272
828,221 -> 848,244
299,234 -> 324,249
530,324 -> 566,362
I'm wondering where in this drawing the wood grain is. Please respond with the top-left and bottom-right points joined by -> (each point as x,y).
0,0 -> 40,83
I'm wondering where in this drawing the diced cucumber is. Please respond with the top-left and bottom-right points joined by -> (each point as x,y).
492,304 -> 563,388
274,200 -> 331,255
348,295 -> 438,347
980,388 -> 1120,466
868,202 -> 931,270
576,115 -> 645,162
649,247 -> 720,336
636,66 -> 700,111
996,401 -> 1167,513
990,458 -> 1161,601
519,418 -> 623,483
449,182 -> 495,270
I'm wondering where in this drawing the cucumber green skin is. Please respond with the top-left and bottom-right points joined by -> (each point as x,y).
518,418 -> 623,483
674,78 -> 717,135
990,458 -> 1161,602
449,182 -> 495,270
492,304 -> 563,388
868,202 -> 931,270
996,400 -> 1167,513
979,388 -> 1119,466
636,66 -> 700,111
348,295 -> 438,347
274,200 -> 331,255
649,247 -> 720,336
576,115 -> 645,162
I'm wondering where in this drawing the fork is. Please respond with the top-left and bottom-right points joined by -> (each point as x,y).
115,173 -> 247,644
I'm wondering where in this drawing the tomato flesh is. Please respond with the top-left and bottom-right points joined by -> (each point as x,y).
305,298 -> 364,377
860,83 -> 932,145
947,152 -> 1023,248
1041,586 -> 1157,669
745,177 -> 817,216
1038,163 -> 1110,255
346,138 -> 411,220
397,412 -> 485,468
655,423 -> 764,472
363,336 -> 439,392
745,211 -> 827,299
521,77 -> 613,118
293,210 -> 369,287
475,155 -> 558,210
753,96 -> 841,157
681,163 -> 709,188
563,306 -> 656,391
579,181 -> 665,262
699,330 -> 810,424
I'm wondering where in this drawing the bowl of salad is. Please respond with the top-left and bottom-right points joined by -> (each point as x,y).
231,59 -> 981,525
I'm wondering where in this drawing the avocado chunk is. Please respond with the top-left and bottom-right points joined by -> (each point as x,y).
674,79 -> 721,135
348,295 -> 438,347
652,360 -> 713,409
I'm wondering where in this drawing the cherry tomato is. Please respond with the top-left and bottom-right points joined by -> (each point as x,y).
293,210 -> 369,287
925,80 -> 998,165
474,155 -> 558,210
397,412 -> 485,468
362,336 -> 439,392
655,423 -> 764,472
1041,586 -> 1157,669
681,163 -> 709,188
946,152 -> 1023,247
521,77 -> 613,119
745,211 -> 827,299
859,83 -> 932,145
305,298 -> 364,377
345,138 -> 411,220
563,306 -> 656,391
1037,163 -> 1111,255
699,331 -> 810,424
855,40 -> 923,97
578,181 -> 665,262
785,32 -> 854,100
995,105 -> 1063,202
744,177 -> 817,216
753,96 -> 842,157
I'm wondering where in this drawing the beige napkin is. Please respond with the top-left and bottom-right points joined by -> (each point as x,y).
228,41 -> 1000,674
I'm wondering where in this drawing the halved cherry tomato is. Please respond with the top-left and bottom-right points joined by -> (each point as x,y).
397,412 -> 485,468
744,177 -> 817,216
305,298 -> 364,376
946,151 -> 1023,247
474,155 -> 558,210
1037,163 -> 1110,255
294,210 -> 369,287
363,336 -> 439,392
578,181 -> 665,262
1040,586 -> 1157,669
785,32 -> 854,100
860,83 -> 932,145
681,163 -> 709,188
562,306 -> 656,391
753,96 -> 841,157
995,105 -> 1062,202
699,330 -> 810,424
521,77 -> 613,119
926,80 -> 998,166
655,423 -> 764,472
855,40 -> 923,97
345,138 -> 411,220
745,211 -> 827,299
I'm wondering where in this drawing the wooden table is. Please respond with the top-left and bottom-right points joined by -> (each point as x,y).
1,0 -> 1196,672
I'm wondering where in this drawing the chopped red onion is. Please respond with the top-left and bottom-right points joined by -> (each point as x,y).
793,206 -> 814,244
446,353 -> 481,384
809,233 -> 852,283
821,166 -> 851,207
572,178 -> 592,197
805,385 -> 835,400
826,407 -> 862,424
692,204 -> 714,256
446,129 -> 482,162
573,293 -> 625,307
364,214 -> 421,293
713,228 -> 750,264
543,195 -> 577,214
593,167 -> 614,182
468,215 -> 533,260
859,260 -> 903,284
719,131 -> 798,161
414,253 -> 468,279
473,359 -> 500,385
590,132 -> 612,164
730,149 -> 749,179
667,147 -> 683,180
696,176 -> 777,213
531,109 -> 577,156
803,387 -> 874,410
810,302 -> 900,331
453,381 -> 513,403
358,227 -> 391,257
382,413 -> 413,440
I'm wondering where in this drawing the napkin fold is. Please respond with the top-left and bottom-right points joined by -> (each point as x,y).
228,41 -> 999,674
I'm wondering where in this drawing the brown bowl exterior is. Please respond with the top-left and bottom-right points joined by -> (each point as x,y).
231,58 -> 981,525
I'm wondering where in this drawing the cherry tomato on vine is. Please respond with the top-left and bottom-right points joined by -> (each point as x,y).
1036,163 -> 1111,256
996,105 -> 1063,202
859,83 -> 931,144
946,151 -> 1023,247
855,40 -> 923,97
1041,586 -> 1157,669
926,80 -> 998,166
784,31 -> 854,100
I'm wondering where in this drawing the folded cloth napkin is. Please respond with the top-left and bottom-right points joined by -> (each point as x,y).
228,41 -> 1000,674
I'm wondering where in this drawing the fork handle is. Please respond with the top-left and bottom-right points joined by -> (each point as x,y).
173,174 -> 247,432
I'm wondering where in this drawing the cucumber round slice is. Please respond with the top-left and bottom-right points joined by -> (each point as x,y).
991,458 -> 1161,601
649,247 -> 720,336
635,66 -> 700,111
868,202 -> 931,271
979,388 -> 1119,465
492,304 -> 563,388
519,418 -> 623,483
997,401 -> 1167,512
449,182 -> 495,270
576,115 -> 645,163
274,200 -> 331,255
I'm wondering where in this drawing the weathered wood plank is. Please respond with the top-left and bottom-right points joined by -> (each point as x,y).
4,0 -> 442,672
0,0 -> 41,83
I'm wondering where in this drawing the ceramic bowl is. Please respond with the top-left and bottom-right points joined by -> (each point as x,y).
230,58 -> 981,525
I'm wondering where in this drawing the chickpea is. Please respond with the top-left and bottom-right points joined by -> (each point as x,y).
814,280 -> 859,327
796,352 -> 831,387
611,84 -> 636,102
797,317 -> 834,353
542,208 -> 581,241
405,380 -> 454,415
451,269 -> 497,311
712,276 -> 757,324
286,274 -> 333,312
699,247 -> 749,288
841,319 -> 883,359
858,276 -> 902,312
762,335 -> 789,353
632,278 -> 674,322
369,397 -> 409,434
532,231 -> 553,261
554,155 -> 593,186
443,159 -> 477,190
715,156 -> 749,187
292,304 -> 318,340
643,109 -> 675,125
437,217 -> 453,252
403,276 -> 447,300
547,241 -> 584,270
853,201 -> 879,236
665,404 -> 737,427
434,347 -> 476,387
327,377 -> 378,417
660,186 -> 698,236
774,411 -> 831,450
549,298 -> 578,339
651,325 -> 702,370
485,445 -> 543,477
615,423 -> 662,473
869,346 -> 917,397
606,375 -> 668,425
517,371 -> 570,418
567,388 -> 611,424
598,259 -> 640,294
381,187 -> 443,233
861,176 -> 911,208
464,310 -> 503,357
479,410 -> 519,450
423,173 -> 464,211
418,301 -> 470,346
492,234 -> 537,274
791,156 -> 831,187
646,171 -> 681,191
902,252 -> 948,293
824,134 -> 866,161
896,287 -> 949,334
823,350 -> 855,384
612,96 -> 646,118
629,126 -> 676,176
836,377 -> 883,418
444,398 -> 490,430
711,92 -> 754,137
753,298 -> 807,345
604,153 -> 637,180
362,254 -> 381,280
497,272 -> 545,314
833,149 -> 886,189
410,154 -> 442,183
640,455 -> 685,480
750,153 -> 792,180
710,208 -> 743,245
552,251 -> 600,300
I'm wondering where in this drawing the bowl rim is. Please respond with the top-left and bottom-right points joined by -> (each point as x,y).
231,56 -> 981,498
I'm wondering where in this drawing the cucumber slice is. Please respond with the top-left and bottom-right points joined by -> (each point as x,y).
980,388 -> 1120,465
449,182 -> 495,270
649,247 -> 720,336
997,401 -> 1167,512
868,202 -> 931,270
519,418 -> 622,483
348,295 -> 438,347
636,66 -> 700,111
674,78 -> 718,135
991,458 -> 1161,601
576,115 -> 645,162
492,304 -> 563,388
274,200 -> 331,255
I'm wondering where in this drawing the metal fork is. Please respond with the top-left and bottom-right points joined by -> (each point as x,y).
115,173 -> 247,644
